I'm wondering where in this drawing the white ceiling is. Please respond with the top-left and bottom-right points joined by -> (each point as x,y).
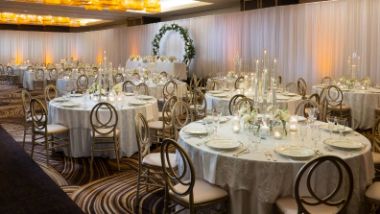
0,0 -> 240,24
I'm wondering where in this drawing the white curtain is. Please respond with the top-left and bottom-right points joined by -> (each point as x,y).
0,0 -> 379,84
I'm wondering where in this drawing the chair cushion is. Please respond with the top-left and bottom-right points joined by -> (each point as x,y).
366,182 -> 380,202
35,124 -> 69,135
142,152 -> 177,168
92,128 -> 120,138
170,179 -> 228,205
27,114 -> 46,122
329,104 -> 351,111
275,197 -> 339,214
148,121 -> 164,129
372,152 -> 380,164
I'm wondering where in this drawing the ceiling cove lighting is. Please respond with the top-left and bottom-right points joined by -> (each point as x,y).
12,0 -> 161,13
0,12 -> 103,27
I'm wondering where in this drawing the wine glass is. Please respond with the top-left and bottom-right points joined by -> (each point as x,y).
336,117 -> 348,138
298,124 -> 308,144
326,116 -> 336,137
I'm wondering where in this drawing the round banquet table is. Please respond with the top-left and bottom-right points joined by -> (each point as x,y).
178,120 -> 374,214
56,77 -> 95,95
23,70 -> 49,90
206,90 -> 303,115
135,79 -> 188,99
312,85 -> 380,130
48,94 -> 159,157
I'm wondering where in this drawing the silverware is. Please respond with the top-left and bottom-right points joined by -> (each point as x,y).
233,147 -> 249,157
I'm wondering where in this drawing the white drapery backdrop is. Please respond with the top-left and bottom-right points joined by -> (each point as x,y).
0,0 -> 379,85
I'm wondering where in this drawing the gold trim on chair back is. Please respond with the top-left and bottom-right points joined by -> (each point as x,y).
162,96 -> 178,128
35,68 -> 45,80
77,74 -> 89,92
6,66 -> 14,75
90,102 -> 118,136
48,68 -> 58,80
30,98 -> 48,133
234,76 -> 244,89
163,79 -> 178,101
136,83 -> 149,95
297,78 -> 307,98
161,138 -> 195,197
172,100 -> 192,131
321,85 -> 344,118
113,73 -> 125,84
135,113 -> 151,161
229,94 -> 246,115
44,84 -> 58,102
21,89 -> 32,121
122,80 -> 135,93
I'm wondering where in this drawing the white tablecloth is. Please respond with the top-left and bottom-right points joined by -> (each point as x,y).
56,77 -> 95,95
206,91 -> 303,115
137,80 -> 187,99
178,120 -> 374,214
23,70 -> 49,90
312,85 -> 380,129
48,94 -> 159,157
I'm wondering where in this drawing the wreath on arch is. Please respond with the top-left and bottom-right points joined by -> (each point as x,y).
152,23 -> 195,65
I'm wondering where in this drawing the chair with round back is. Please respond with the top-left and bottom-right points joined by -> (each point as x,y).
276,155 -> 354,214
122,80 -> 135,93
235,97 -> 256,114
297,78 -> 307,99
321,85 -> 352,126
33,68 -> 45,91
44,84 -> 58,104
190,89 -> 207,120
21,90 -> 32,148
229,94 -> 246,115
134,113 -> 177,212
47,68 -> 58,86
113,73 -> 124,84
6,66 -> 18,85
135,82 -> 149,95
162,79 -> 178,102
30,98 -> 70,165
285,82 -> 298,94
321,76 -> 333,86
148,96 -> 176,144
160,71 -> 168,79
171,100 -> 192,139
76,74 -> 89,93
294,99 -> 320,120
90,102 -> 121,173
160,138 -> 229,213
234,76 -> 245,89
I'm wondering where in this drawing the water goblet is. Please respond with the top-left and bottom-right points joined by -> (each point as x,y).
336,117 -> 348,138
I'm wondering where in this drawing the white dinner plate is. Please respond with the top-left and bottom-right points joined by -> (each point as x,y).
184,127 -> 208,135
203,116 -> 230,124
283,92 -> 298,97
296,116 -> 307,122
124,92 -> 134,96
69,93 -> 83,97
323,138 -> 364,150
129,100 -> 146,106
137,95 -> 154,100
319,124 -> 353,133
275,146 -> 315,159
61,102 -> 79,108
53,97 -> 69,103
208,90 -> 223,94
206,139 -> 241,150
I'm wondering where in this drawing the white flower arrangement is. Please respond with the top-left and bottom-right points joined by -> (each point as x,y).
112,83 -> 123,94
274,109 -> 290,135
239,106 -> 257,124
87,83 -> 105,95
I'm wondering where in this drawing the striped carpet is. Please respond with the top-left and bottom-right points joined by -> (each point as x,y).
1,122 -> 165,214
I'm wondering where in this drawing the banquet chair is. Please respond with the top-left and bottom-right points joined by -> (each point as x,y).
136,82 -> 149,95
21,90 -> 33,148
160,138 -> 229,214
235,97 -> 256,113
229,94 -> 246,115
30,98 -> 70,165
308,93 -> 320,105
321,85 -> 352,126
134,113 -> 177,212
6,65 -> 18,86
76,74 -> 89,93
47,68 -> 58,86
113,73 -> 124,84
131,72 -> 141,81
162,79 -> 178,102
92,66 -> 98,73
190,89 -> 207,120
44,84 -> 58,104
276,155 -> 353,214
321,76 -> 333,85
78,67 -> 85,74
294,100 -> 320,120
234,76 -> 244,89
90,102 -> 121,172
122,80 -> 135,93
285,82 -> 298,94
33,68 -> 45,92
160,71 -> 168,79
148,97 -> 175,144
171,100 -> 193,139
297,78 -> 307,99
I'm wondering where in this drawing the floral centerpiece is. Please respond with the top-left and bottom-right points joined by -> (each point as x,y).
87,83 -> 105,95
273,109 -> 290,136
112,83 -> 123,95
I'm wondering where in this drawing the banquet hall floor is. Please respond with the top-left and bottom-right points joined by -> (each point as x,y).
0,87 -> 379,214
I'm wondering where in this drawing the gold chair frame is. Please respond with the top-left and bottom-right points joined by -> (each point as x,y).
136,82 -> 149,95
76,74 -> 89,93
228,94 -> 246,115
21,90 -> 32,148
113,73 -> 125,84
122,80 -> 135,93
44,84 -> 58,103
